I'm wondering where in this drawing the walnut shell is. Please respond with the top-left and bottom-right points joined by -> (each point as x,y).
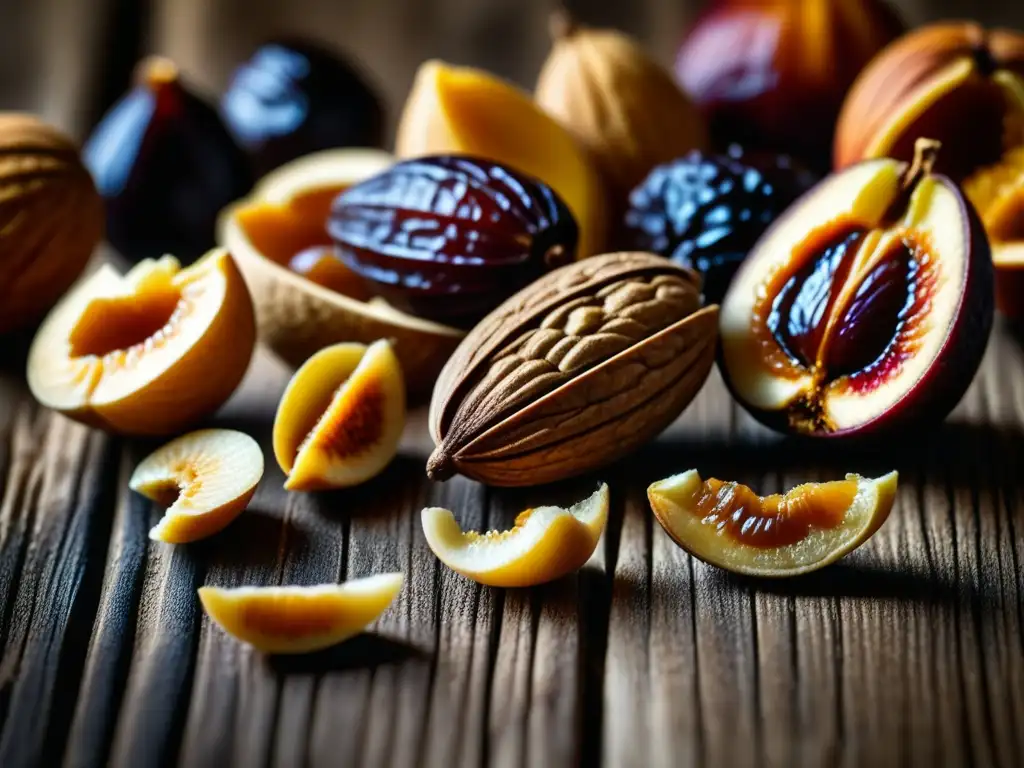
0,114 -> 104,333
428,252 -> 718,487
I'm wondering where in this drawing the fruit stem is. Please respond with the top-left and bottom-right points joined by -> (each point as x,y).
549,8 -> 579,41
137,56 -> 180,91
426,449 -> 455,482
903,138 -> 942,190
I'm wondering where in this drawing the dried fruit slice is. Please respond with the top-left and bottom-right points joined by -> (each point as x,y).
720,140 -> 994,437
198,574 -> 404,653
218,148 -> 464,393
394,60 -> 605,259
421,484 -> 609,587
648,471 -> 898,577
131,429 -> 263,543
27,248 -> 255,435
273,340 -> 405,491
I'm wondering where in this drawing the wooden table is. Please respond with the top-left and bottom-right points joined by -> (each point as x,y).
2,1 -> 1024,766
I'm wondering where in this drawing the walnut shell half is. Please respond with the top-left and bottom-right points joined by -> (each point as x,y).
427,251 -> 718,487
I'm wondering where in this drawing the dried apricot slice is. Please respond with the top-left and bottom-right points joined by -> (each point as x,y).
272,340 -> 405,491
421,484 -> 609,587
198,574 -> 404,654
648,471 -> 898,577
130,428 -> 264,543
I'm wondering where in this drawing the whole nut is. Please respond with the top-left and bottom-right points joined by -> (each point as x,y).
0,114 -> 104,334
427,252 -> 719,487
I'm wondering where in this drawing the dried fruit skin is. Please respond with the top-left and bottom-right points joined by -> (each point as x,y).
648,470 -> 898,577
328,155 -> 578,327
198,574 -> 404,654
428,252 -> 717,487
675,0 -> 905,170
422,484 -> 609,587
217,149 -> 464,393
534,12 -> 707,205
623,148 -> 817,302
222,39 -> 385,177
85,57 -> 252,264
394,60 -> 606,259
0,114 -> 104,334
719,144 -> 994,438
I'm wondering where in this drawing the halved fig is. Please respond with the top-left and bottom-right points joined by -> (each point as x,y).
131,429 -> 263,543
272,340 -> 405,491
198,573 -> 404,654
648,471 -> 898,577
421,484 -> 608,587
720,139 -> 994,437
218,148 -> 464,393
27,248 -> 256,435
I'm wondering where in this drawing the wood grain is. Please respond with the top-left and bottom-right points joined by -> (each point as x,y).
3,0 -> 1024,767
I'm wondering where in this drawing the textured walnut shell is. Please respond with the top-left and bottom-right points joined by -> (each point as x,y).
0,114 -> 104,333
427,252 -> 718,487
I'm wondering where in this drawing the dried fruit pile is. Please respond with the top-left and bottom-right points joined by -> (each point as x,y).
3,3 -> 1022,654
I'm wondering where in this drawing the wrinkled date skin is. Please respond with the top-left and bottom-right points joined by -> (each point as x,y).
328,156 -> 579,327
222,39 -> 385,177
84,58 -> 252,264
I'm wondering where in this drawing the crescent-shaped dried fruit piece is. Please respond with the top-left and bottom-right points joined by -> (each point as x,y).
421,484 -> 609,587
648,471 -> 898,577
130,429 -> 264,543
198,574 -> 404,654
273,339 -> 405,491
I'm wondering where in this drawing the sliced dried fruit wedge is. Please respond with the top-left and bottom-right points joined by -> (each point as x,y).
273,340 -> 405,491
648,471 -> 898,577
27,248 -> 255,435
131,428 -> 263,543
198,574 -> 404,654
422,484 -> 609,587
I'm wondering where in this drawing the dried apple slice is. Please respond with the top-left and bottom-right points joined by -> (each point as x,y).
648,471 -> 898,577
421,484 -> 609,587
720,139 -> 994,437
27,248 -> 255,435
130,428 -> 263,543
273,340 -> 405,491
198,573 -> 404,654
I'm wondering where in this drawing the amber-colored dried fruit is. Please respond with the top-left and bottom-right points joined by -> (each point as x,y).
394,60 -> 606,259
198,574 -> 404,653
835,22 -> 1024,296
131,429 -> 263,543
273,340 -> 405,491
222,38 -> 385,177
218,148 -> 464,393
720,140 -> 994,438
676,0 -> 905,170
428,252 -> 717,487
0,114 -> 104,334
84,57 -> 252,263
422,484 -> 608,587
534,11 -> 707,208
328,155 -> 578,327
649,470 -> 898,577
27,248 -> 255,435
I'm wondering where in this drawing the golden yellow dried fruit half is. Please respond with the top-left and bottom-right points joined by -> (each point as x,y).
273,340 -> 405,491
131,429 -> 263,543
422,484 -> 609,587
198,574 -> 404,654
394,59 -> 606,259
27,248 -> 255,435
648,470 -> 898,577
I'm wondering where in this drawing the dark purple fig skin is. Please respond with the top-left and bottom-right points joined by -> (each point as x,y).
327,155 -> 579,328
222,39 -> 384,177
83,58 -> 252,264
719,170 -> 995,439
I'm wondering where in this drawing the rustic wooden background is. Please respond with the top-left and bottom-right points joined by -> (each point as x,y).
2,1 -> 1024,766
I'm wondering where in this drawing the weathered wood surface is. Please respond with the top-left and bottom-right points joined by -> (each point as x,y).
2,1 -> 1024,766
